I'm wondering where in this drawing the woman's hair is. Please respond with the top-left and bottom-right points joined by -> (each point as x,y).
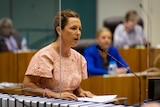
96,27 -> 112,38
125,10 -> 138,22
53,9 -> 80,40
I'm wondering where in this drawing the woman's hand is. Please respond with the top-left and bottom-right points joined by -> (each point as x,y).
48,91 -> 78,100
78,90 -> 94,98
117,68 -> 127,74
74,87 -> 94,98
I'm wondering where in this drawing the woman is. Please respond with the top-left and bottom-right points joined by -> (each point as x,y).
0,18 -> 21,52
23,9 -> 93,100
84,27 -> 130,76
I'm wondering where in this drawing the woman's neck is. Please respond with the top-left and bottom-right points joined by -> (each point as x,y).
98,47 -> 108,58
52,40 -> 71,57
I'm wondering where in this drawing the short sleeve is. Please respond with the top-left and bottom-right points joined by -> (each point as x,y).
25,53 -> 53,78
81,56 -> 88,80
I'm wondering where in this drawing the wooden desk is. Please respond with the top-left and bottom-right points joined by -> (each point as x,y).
119,48 -> 160,72
0,72 -> 159,105
0,51 -> 36,83
0,52 -> 17,82
16,51 -> 36,82
0,49 -> 160,83
80,72 -> 160,105
0,49 -> 160,105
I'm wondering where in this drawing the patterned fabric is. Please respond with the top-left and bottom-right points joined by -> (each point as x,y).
25,44 -> 87,92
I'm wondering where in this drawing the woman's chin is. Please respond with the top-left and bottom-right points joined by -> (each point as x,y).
70,43 -> 78,48
103,45 -> 110,50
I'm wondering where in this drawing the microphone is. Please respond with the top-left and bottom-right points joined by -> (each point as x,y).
139,3 -> 151,47
139,3 -> 150,21
96,45 -> 130,71
96,45 -> 141,106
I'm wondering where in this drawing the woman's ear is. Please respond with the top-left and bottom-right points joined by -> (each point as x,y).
56,26 -> 62,36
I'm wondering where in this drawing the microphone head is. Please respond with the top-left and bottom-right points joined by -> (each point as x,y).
139,4 -> 143,8
96,45 -> 105,53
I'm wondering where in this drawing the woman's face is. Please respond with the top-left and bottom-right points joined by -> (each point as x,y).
96,30 -> 112,50
1,22 -> 12,36
61,17 -> 82,48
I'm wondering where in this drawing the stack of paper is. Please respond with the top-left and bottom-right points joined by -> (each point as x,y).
78,95 -> 117,103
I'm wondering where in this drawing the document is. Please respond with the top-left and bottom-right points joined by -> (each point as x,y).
78,95 -> 117,103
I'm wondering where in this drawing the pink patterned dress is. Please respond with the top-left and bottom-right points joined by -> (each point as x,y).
25,44 -> 88,93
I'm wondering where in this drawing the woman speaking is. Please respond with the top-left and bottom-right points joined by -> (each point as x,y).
23,9 -> 93,100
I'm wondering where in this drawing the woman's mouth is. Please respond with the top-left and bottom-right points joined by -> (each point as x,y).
74,38 -> 79,41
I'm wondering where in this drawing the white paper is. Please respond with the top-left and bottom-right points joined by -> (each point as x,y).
78,95 -> 117,103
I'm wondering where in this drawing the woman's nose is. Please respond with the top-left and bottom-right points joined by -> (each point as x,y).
77,29 -> 81,35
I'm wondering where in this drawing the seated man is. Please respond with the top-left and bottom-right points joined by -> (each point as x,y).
114,10 -> 147,48
0,18 -> 21,52
84,27 -> 129,76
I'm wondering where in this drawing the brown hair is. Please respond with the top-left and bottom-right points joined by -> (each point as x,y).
125,10 -> 138,22
53,9 -> 80,40
96,27 -> 112,38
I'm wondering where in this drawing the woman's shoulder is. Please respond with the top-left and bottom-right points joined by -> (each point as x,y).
71,48 -> 83,57
32,44 -> 55,60
71,49 -> 86,61
84,44 -> 97,52
108,46 -> 118,53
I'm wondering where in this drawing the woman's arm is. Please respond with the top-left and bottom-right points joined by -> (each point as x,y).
114,48 -> 130,73
84,49 -> 108,76
23,75 -> 78,100
23,75 -> 45,96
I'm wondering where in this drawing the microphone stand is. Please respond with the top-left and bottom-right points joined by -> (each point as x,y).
96,45 -> 141,106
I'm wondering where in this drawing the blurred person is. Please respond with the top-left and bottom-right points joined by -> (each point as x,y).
114,10 -> 147,48
84,27 -> 129,76
23,9 -> 93,100
141,102 -> 160,107
0,18 -> 21,52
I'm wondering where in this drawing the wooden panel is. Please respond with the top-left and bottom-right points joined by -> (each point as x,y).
0,51 -> 36,83
17,51 -> 36,83
81,73 -> 160,105
0,49 -> 160,82
0,49 -> 160,105
0,52 -> 17,82
140,49 -> 148,71
119,49 -> 141,72
119,48 -> 160,72
150,49 -> 160,68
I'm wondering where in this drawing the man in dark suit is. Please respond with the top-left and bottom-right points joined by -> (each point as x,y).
0,18 -> 21,52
